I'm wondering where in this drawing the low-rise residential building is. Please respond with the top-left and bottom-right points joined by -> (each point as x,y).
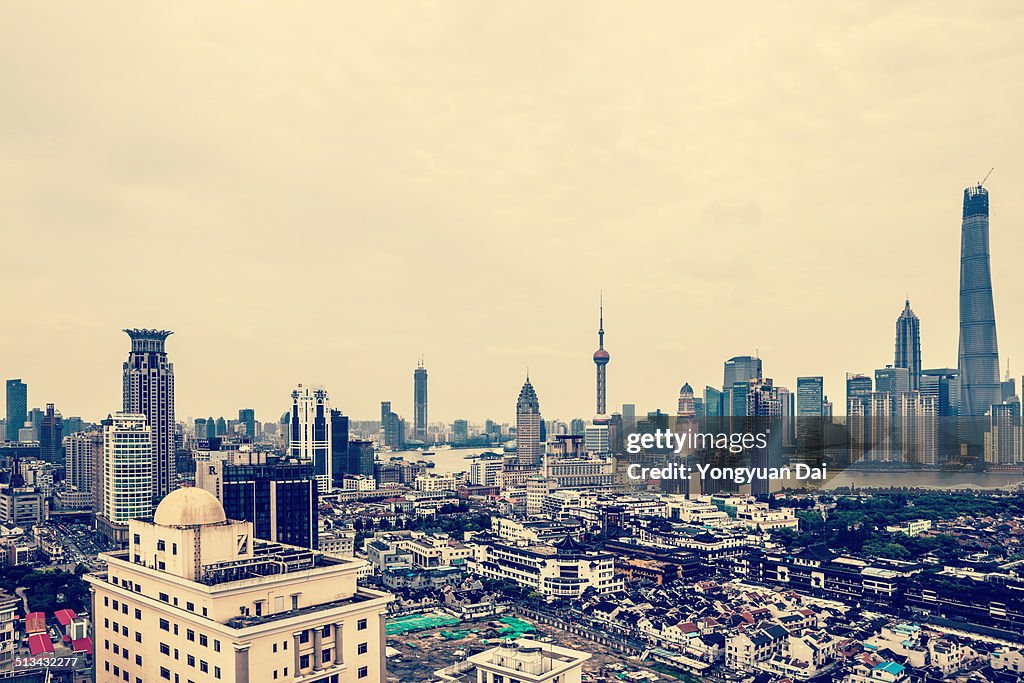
468,535 -> 622,598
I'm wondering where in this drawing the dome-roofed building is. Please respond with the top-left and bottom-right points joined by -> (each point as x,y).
153,485 -> 227,527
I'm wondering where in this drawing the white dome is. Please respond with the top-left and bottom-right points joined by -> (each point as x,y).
153,486 -> 227,527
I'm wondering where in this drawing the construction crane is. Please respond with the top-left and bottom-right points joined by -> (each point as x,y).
980,167 -> 994,187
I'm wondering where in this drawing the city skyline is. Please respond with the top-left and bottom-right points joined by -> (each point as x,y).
3,3 -> 1024,424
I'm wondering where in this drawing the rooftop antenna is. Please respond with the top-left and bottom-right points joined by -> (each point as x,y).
980,167 -> 994,187
1005,357 -> 1011,382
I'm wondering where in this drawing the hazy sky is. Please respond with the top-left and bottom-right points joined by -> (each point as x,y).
2,2 -> 1023,427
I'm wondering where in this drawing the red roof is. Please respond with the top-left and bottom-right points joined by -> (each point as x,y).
71,637 -> 94,655
55,609 -> 77,627
25,612 -> 46,634
28,633 -> 54,655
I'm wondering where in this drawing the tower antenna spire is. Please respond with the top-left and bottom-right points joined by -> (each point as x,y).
598,290 -> 605,349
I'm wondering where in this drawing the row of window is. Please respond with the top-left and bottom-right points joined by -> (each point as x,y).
157,619 -> 222,651
156,644 -> 220,678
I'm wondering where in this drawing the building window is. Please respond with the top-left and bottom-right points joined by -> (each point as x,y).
159,619 -> 169,631
187,655 -> 195,667
187,602 -> 195,613
160,668 -> 171,680
358,667 -> 368,679
358,643 -> 368,655
186,629 -> 195,642
199,634 -> 208,647
299,631 -> 310,644
322,650 -> 331,663
300,655 -> 310,669
159,593 -> 169,603
321,625 -> 331,638
160,644 -> 170,656
357,619 -> 367,631
157,540 -> 165,551
133,534 -> 140,544
200,661 -> 208,674
135,609 -> 141,620
214,667 -> 221,680
213,640 -> 221,652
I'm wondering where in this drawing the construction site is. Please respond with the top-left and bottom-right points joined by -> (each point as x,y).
383,611 -> 674,683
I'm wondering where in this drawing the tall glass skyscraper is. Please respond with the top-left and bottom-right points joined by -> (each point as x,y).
958,185 -> 1001,431
413,360 -> 428,441
894,299 -> 921,390
5,379 -> 27,442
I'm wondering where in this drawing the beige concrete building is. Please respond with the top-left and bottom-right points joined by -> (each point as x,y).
435,638 -> 590,683
86,486 -> 391,683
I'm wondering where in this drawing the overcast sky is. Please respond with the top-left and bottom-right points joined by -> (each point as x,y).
2,2 -> 1023,427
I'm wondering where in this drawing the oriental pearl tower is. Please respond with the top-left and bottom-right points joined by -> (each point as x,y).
594,293 -> 610,418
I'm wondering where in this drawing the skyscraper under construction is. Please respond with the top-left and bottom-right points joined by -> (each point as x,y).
958,183 -> 1001,451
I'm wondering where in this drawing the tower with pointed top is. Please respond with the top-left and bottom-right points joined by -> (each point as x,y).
122,329 -> 175,499
414,357 -> 428,442
516,375 -> 542,465
895,299 -> 922,391
593,295 -> 610,417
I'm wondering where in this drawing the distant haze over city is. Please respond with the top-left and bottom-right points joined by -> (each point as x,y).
3,3 -> 1024,423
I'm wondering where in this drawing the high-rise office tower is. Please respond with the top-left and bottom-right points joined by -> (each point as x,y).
64,430 -> 102,500
621,404 -> 636,431
745,379 -> 782,497
238,408 -> 256,441
86,487 -> 391,683
452,419 -> 469,444
122,329 -> 175,498
194,418 -> 208,440
381,403 -> 404,449
38,403 -> 64,463
216,416 -> 227,436
5,380 -> 27,442
289,385 -> 332,492
206,416 -> 217,439
895,299 -> 922,390
958,183 -> 1001,434
796,377 -> 825,462
414,359 -> 428,442
724,355 -> 762,389
920,368 -> 961,461
98,412 -> 154,543
593,296 -> 610,417
796,377 -> 825,417
196,453 -> 319,549
516,376 -> 542,465
330,409 -> 350,485
348,439 -> 374,477
875,366 -> 910,395
846,374 -> 873,410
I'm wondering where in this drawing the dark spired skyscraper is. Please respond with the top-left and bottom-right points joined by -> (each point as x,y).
122,329 -> 175,498
894,299 -> 922,390
958,184 -> 1001,441
593,295 -> 610,417
414,358 -> 428,442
